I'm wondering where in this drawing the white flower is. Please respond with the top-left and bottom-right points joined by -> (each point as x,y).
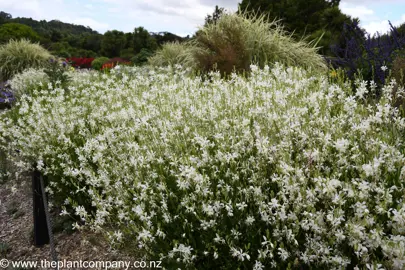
335,138 -> 350,152
362,163 -> 373,177
230,247 -> 250,261
253,260 -> 265,270
213,252 -> 218,259
245,216 -> 255,226
278,248 -> 289,261
381,65 -> 388,72
113,230 -> 123,242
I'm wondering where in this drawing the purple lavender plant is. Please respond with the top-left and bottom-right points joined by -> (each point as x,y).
0,82 -> 15,109
328,20 -> 405,91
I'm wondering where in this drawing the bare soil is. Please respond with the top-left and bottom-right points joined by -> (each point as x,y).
0,163 -> 137,270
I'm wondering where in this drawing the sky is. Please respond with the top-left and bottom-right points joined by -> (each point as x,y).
0,0 -> 404,37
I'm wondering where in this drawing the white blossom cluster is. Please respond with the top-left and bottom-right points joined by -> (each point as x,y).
8,68 -> 49,97
1,64 -> 405,269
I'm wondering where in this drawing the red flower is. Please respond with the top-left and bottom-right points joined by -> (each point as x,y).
66,57 -> 95,69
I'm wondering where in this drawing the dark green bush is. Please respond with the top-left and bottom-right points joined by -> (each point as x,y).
132,48 -> 153,66
91,57 -> 109,70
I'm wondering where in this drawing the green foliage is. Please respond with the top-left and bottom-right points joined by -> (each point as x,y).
120,48 -> 135,60
131,48 -> 153,66
151,32 -> 186,46
133,27 -> 158,54
148,41 -> 198,69
392,48 -> 405,87
391,49 -> 405,114
0,11 -> 12,25
101,30 -> 126,58
53,215 -> 75,234
91,57 -> 109,70
238,0 -> 355,56
0,39 -> 52,81
0,23 -> 40,44
43,58 -> 71,89
0,11 -> 187,61
194,11 -> 327,76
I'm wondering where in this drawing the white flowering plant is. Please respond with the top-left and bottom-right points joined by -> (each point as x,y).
1,64 -> 405,269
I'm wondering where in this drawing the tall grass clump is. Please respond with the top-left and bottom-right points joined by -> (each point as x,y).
0,39 -> 52,81
193,11 -> 327,76
148,41 -> 198,70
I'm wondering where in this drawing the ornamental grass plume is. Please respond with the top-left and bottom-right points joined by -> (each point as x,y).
0,39 -> 52,81
193,10 -> 327,76
147,41 -> 198,70
148,11 -> 327,77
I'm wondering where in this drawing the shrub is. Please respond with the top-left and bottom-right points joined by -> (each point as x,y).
66,57 -> 95,69
120,48 -> 135,60
2,64 -> 405,269
91,57 -> 109,70
0,39 -> 52,81
148,41 -> 198,69
132,49 -> 154,66
193,11 -> 327,76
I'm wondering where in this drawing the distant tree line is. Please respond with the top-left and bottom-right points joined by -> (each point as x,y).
0,11 -> 188,61
1,2 -> 405,62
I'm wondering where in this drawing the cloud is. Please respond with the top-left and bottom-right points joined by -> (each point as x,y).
340,2 -> 374,21
362,14 -> 405,35
0,0 -> 42,17
68,17 -> 110,32
340,1 -> 405,35
84,4 -> 93,10
102,0 -> 215,22
0,0 -> 403,37
363,20 -> 391,35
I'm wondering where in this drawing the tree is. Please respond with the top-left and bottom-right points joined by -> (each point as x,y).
101,30 -> 126,58
238,0 -> 354,56
0,23 -> 41,44
133,27 -> 158,54
124,32 -> 133,49
151,32 -> 185,46
0,11 -> 11,25
50,29 -> 63,42
80,33 -> 102,53
205,5 -> 225,26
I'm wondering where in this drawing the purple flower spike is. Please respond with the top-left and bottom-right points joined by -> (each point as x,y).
1,91 -> 13,98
